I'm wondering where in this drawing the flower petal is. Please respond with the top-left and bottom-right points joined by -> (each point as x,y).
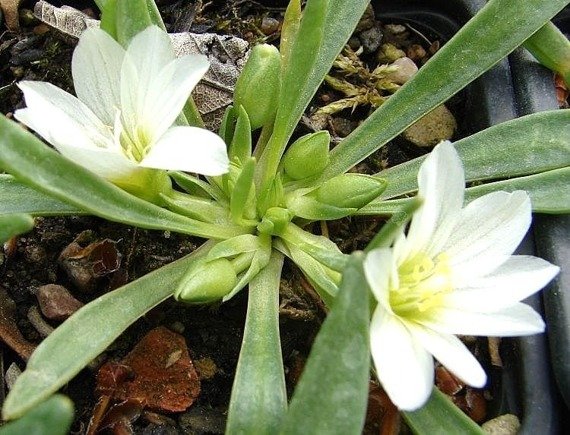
444,256 -> 559,312
423,303 -> 545,337
364,248 -> 394,312
72,28 -> 125,125
16,81 -> 114,151
142,54 -> 210,138
401,141 -> 463,261
119,26 -> 176,137
445,191 -> 531,282
140,126 -> 229,175
370,309 -> 434,411
406,323 -> 487,387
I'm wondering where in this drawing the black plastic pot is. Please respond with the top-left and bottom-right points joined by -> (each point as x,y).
509,6 -> 570,419
373,0 -> 561,432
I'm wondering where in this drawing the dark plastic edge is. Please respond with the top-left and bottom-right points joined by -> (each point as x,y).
509,9 -> 570,416
373,0 -> 561,432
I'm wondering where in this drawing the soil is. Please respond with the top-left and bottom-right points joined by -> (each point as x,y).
1,1 -> 494,434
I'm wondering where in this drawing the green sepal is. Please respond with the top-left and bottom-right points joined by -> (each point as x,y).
0,214 -> 34,244
230,158 -> 257,223
229,106 -> 253,164
174,258 -> 237,304
219,105 -> 238,146
205,234 -> 272,301
234,44 -> 282,130
281,223 -> 348,272
282,131 -> 330,180
113,167 -> 172,206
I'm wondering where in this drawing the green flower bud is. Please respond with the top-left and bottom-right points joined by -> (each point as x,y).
316,174 -> 387,209
257,207 -> 292,236
234,44 -> 281,130
175,259 -> 237,304
282,131 -> 330,180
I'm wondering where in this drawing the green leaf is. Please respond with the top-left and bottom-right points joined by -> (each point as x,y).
226,252 -> 287,435
377,111 -> 570,200
0,214 -> 34,244
322,0 -> 570,181
0,116 -> 244,239
524,21 -> 570,86
0,175 -> 81,216
280,253 -> 370,435
359,166 -> 570,215
464,166 -> 570,214
2,242 -> 213,420
403,388 -> 485,435
116,0 -> 165,46
365,197 -> 422,252
0,395 -> 74,435
257,0 -> 370,191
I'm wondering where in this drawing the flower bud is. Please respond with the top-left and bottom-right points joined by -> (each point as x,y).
257,207 -> 292,236
316,174 -> 386,209
282,131 -> 330,180
234,44 -> 281,129
175,259 -> 237,304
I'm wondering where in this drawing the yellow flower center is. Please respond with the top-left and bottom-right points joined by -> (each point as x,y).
390,252 -> 453,318
119,124 -> 152,162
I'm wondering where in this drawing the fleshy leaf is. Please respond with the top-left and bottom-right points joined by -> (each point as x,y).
280,253 -> 370,434
0,214 -> 34,243
226,252 -> 287,434
0,395 -> 74,434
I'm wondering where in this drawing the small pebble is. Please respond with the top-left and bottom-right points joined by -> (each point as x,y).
402,105 -> 457,147
385,57 -> 418,84
332,117 -> 354,137
482,414 -> 521,435
260,17 -> 279,35
359,25 -> 383,54
36,284 -> 84,321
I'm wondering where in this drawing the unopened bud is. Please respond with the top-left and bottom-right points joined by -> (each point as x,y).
316,174 -> 386,209
283,131 -> 330,180
175,259 -> 237,304
234,44 -> 281,129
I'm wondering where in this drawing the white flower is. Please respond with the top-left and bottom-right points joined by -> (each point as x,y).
363,141 -> 559,411
15,26 -> 229,187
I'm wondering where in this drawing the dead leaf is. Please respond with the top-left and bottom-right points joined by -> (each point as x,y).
0,0 -> 23,31
33,0 -> 249,130
96,327 -> 201,413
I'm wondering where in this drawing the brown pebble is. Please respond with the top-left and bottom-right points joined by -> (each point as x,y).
36,284 -> 84,321
407,44 -> 427,62
402,104 -> 457,147
260,17 -> 280,35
